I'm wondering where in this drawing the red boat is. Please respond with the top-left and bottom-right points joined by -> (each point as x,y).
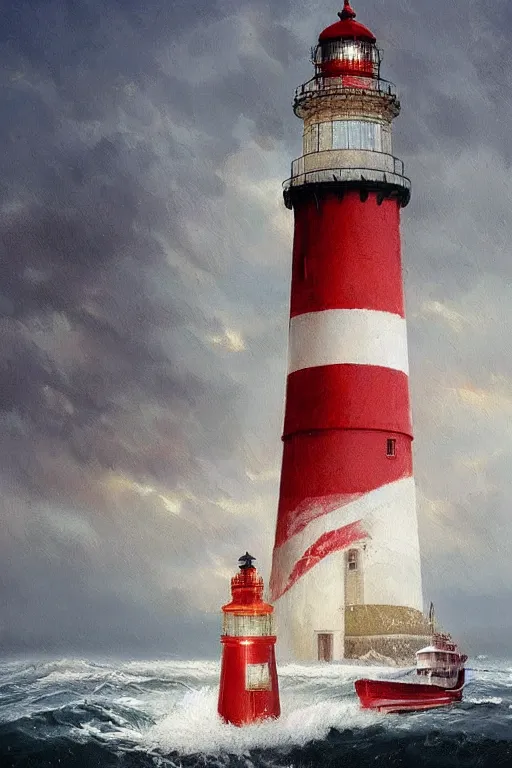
355,628 -> 468,714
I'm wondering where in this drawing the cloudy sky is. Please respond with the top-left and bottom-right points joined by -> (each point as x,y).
1,0 -> 511,658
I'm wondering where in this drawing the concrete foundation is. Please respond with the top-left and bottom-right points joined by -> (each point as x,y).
344,604 -> 431,663
344,634 -> 431,664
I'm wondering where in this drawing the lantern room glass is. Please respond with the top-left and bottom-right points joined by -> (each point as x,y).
315,39 -> 380,79
332,120 -> 382,151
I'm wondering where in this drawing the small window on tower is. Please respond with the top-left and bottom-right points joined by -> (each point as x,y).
246,663 -> 271,691
347,549 -> 358,571
310,123 -> 319,153
386,438 -> 396,457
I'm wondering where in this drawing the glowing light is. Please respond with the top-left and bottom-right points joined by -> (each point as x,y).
343,43 -> 361,61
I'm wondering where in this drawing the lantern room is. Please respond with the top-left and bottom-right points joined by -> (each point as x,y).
314,1 -> 380,82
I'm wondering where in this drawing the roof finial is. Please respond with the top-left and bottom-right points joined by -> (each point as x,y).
338,0 -> 357,21
238,552 -> 256,570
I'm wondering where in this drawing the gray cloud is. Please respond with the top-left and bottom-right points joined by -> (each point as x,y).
0,0 -> 511,655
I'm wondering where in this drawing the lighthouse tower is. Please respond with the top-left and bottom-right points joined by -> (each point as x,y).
218,553 -> 280,726
270,2 -> 428,662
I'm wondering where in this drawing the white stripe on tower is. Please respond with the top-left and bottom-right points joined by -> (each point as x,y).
288,308 -> 409,375
271,476 -> 422,607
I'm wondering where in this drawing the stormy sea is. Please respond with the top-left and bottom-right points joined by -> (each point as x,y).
1,657 -> 511,768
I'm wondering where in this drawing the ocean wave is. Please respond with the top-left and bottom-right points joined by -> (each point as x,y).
466,696 -> 503,705
1,657 -> 512,767
144,685 -> 381,756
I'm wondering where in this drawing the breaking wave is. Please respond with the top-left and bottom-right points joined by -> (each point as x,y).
1,657 -> 512,766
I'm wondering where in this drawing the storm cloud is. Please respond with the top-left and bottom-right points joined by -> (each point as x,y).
0,0 -> 511,656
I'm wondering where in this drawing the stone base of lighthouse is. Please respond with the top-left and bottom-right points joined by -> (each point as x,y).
344,605 -> 431,663
275,591 -> 430,665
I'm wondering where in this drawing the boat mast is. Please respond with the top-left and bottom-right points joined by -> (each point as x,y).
428,602 -> 435,634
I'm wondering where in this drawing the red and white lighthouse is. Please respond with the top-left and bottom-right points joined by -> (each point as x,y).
270,2 -> 427,662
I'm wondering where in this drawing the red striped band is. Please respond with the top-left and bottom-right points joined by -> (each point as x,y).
271,519 -> 369,601
283,364 -> 412,438
290,192 -> 405,318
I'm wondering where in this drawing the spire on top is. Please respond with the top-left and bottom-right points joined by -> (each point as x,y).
319,0 -> 376,44
238,552 -> 256,570
338,0 -> 357,21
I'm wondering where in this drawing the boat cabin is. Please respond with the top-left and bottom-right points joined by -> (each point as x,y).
415,633 -> 467,688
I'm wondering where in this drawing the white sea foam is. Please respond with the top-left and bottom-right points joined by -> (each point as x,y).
277,661 -> 395,681
143,685 -> 382,756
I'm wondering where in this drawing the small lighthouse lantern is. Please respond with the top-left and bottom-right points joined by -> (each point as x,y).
217,553 -> 281,726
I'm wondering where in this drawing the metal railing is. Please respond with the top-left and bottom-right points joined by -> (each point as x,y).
282,165 -> 411,195
294,76 -> 398,106
290,150 -> 406,178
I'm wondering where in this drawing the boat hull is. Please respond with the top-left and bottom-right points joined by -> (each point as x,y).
355,670 -> 465,713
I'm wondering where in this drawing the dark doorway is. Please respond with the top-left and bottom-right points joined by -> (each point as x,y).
317,633 -> 333,662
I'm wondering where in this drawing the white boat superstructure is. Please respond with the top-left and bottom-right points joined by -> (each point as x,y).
416,633 -> 467,689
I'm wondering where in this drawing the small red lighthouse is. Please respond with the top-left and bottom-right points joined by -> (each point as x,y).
218,553 -> 280,726
270,2 -> 427,663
